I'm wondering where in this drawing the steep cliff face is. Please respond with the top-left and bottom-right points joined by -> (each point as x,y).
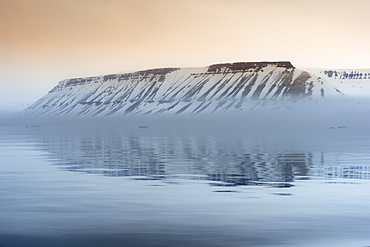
23,62 -> 349,117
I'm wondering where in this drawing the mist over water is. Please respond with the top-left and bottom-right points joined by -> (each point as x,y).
1,109 -> 370,247
6,97 -> 370,128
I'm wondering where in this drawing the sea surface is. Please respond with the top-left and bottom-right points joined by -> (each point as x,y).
1,122 -> 370,247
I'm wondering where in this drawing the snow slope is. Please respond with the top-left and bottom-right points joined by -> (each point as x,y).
21,61 -> 369,117
302,67 -> 370,97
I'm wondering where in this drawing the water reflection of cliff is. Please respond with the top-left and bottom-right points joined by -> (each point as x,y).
33,129 -> 311,186
34,128 -> 370,185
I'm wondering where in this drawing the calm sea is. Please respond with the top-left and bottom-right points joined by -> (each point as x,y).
1,123 -> 370,247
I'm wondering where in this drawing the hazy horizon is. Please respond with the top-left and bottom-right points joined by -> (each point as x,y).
2,2 -> 370,244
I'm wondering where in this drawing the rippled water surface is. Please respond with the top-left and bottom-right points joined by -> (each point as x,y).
1,124 -> 370,247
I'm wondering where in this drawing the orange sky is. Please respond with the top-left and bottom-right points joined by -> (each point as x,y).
2,0 -> 370,113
